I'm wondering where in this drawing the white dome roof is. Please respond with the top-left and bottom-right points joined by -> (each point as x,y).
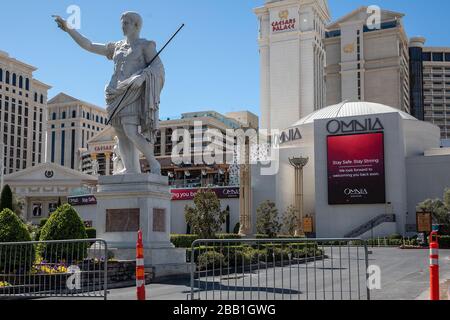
292,101 -> 417,127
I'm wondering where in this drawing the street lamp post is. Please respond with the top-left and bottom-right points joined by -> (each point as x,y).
289,157 -> 309,237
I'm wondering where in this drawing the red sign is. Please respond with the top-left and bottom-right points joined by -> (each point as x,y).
327,132 -> 386,205
272,18 -> 296,32
94,145 -> 114,152
171,187 -> 240,201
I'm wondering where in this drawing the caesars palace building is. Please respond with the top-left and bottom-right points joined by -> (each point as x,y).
3,0 -> 450,238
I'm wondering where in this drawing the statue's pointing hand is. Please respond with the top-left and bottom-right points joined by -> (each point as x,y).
53,15 -> 69,32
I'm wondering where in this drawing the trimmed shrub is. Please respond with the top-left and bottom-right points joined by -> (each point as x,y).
188,242 -> 323,267
171,234 -> 242,248
171,234 -> 199,248
217,234 -> 242,240
39,218 -> 49,228
198,251 -> 226,270
37,204 -> 88,262
0,209 -> 34,273
0,185 -> 13,212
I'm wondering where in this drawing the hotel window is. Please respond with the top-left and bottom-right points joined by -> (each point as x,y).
19,76 -> 23,89
25,78 -> 29,91
433,53 -> 444,62
0,69 -> 2,82
72,110 -> 76,118
51,131 -> 55,162
32,203 -> 43,217
82,130 -> 85,148
12,74 -> 17,86
61,130 -> 65,166
6,71 -> 10,84
71,129 -> 76,169
423,53 -> 431,61
40,95 -> 44,104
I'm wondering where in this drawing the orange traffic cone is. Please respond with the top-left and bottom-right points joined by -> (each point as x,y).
429,231 -> 440,301
136,230 -> 146,300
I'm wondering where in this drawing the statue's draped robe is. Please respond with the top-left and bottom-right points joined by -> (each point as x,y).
105,39 -> 165,142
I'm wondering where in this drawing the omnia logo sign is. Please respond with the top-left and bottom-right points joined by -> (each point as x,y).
326,118 -> 384,135
222,189 -> 239,196
344,188 -> 368,196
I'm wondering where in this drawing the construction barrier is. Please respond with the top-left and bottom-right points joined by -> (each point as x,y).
429,231 -> 440,301
136,230 -> 146,301
190,238 -> 370,300
0,239 -> 108,300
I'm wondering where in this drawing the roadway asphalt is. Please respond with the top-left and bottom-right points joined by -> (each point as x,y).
101,247 -> 450,301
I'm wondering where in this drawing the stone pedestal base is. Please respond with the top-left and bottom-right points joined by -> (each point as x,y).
95,174 -> 187,274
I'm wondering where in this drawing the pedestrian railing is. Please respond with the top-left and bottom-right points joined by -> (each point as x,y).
0,239 -> 108,300
190,238 -> 370,300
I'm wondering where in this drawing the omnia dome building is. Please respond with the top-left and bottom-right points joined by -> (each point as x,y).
252,101 -> 450,238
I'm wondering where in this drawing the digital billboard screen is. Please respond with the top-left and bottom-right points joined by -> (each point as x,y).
327,132 -> 386,205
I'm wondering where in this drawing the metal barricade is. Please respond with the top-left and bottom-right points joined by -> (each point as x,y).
0,239 -> 108,300
190,238 -> 370,300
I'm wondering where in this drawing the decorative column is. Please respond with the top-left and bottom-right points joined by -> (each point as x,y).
289,157 -> 309,237
239,138 -> 252,236
104,152 -> 111,176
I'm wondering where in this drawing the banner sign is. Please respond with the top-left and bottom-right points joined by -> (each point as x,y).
327,132 -> 386,205
303,216 -> 314,233
416,212 -> 432,233
68,195 -> 97,206
171,187 -> 240,201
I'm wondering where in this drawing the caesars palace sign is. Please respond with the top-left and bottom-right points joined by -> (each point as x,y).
271,9 -> 298,33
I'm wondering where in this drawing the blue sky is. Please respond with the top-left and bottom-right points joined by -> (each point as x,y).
1,0 -> 449,119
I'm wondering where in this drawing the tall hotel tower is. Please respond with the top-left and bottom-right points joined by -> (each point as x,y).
255,0 -> 330,131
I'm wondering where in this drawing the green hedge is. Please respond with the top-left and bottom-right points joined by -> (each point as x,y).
365,238 -> 419,247
37,204 -> 88,262
171,234 -> 199,248
255,234 -> 307,239
193,245 -> 324,270
0,209 -> 34,273
170,234 -> 242,248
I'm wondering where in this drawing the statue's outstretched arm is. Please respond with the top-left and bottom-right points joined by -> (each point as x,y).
53,15 -> 109,57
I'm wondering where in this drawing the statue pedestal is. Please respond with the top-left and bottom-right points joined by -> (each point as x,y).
95,174 -> 189,278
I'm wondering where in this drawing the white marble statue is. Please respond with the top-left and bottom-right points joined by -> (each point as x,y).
91,159 -> 99,176
112,136 -> 125,175
54,12 -> 165,175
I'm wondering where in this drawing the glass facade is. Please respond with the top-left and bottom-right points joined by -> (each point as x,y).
409,46 -> 425,120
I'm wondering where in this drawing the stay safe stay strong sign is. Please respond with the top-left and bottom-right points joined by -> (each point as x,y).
327,132 -> 386,205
